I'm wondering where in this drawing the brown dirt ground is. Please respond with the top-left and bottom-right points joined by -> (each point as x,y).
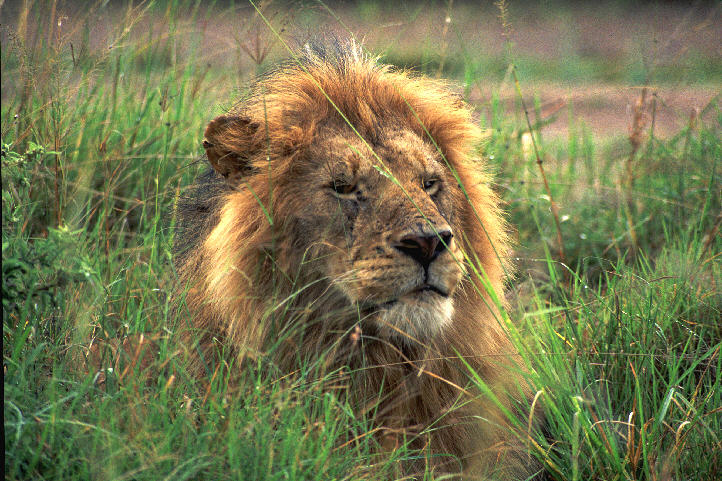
468,83 -> 719,139
2,1 -> 719,140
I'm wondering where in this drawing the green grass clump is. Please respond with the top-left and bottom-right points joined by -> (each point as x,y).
486,96 -> 720,276
510,236 -> 721,480
3,1 -> 720,480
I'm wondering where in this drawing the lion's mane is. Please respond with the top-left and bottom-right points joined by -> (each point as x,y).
175,43 -> 537,478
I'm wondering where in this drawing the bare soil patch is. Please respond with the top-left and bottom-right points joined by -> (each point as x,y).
469,83 -> 719,139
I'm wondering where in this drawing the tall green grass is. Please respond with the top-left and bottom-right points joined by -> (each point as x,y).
3,1 -> 720,480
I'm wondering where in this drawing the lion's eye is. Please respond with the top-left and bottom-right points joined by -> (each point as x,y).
423,178 -> 440,196
330,180 -> 357,197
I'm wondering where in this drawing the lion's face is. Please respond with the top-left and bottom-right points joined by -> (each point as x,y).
287,125 -> 466,341
198,53 -> 509,346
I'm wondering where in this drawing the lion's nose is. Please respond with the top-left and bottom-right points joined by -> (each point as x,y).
394,230 -> 453,268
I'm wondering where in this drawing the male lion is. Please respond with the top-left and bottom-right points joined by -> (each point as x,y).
175,43 -> 539,479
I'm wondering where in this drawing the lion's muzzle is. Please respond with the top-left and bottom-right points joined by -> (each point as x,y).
352,226 -> 462,343
392,229 -> 453,271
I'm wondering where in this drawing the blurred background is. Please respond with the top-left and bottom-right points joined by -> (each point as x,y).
2,1 -> 720,139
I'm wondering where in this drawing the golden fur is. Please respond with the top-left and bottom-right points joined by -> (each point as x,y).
176,43 -> 537,479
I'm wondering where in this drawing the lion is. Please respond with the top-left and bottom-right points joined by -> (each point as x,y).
175,42 -> 540,479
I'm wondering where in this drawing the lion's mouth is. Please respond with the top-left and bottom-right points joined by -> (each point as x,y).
368,283 -> 449,310
413,284 -> 449,298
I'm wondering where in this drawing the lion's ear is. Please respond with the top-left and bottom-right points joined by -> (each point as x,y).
203,115 -> 258,183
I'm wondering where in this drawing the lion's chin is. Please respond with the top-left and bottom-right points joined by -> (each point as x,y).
373,291 -> 454,343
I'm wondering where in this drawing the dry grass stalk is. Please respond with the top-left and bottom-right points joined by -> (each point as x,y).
236,0 -> 289,69
647,93 -> 657,158
680,107 -> 698,215
496,0 -> 566,267
623,87 -> 649,252
435,0 -> 454,78
515,74 -> 566,266
700,210 -> 721,259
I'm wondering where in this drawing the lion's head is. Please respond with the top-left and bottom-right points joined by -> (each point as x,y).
176,43 -> 534,478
